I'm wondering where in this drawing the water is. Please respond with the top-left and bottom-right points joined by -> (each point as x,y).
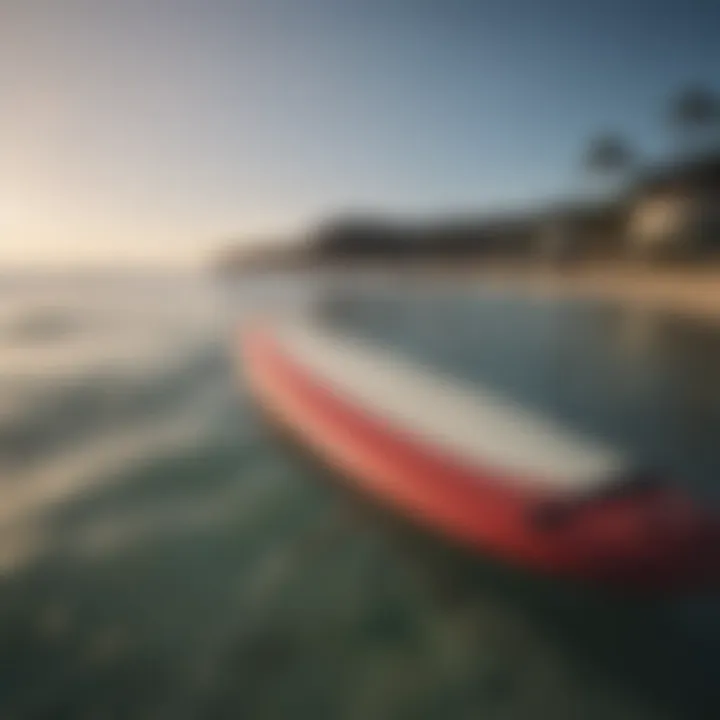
0,272 -> 716,719
323,286 -> 720,500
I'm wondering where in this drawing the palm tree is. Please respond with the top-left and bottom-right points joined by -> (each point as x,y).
582,133 -> 634,195
667,85 -> 720,156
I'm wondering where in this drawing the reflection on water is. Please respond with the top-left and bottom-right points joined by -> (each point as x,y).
0,273 -> 716,719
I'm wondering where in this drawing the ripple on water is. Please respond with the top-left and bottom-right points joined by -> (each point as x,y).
0,276 -> 717,719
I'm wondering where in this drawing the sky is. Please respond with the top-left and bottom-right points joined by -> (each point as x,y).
1,0 -> 719,269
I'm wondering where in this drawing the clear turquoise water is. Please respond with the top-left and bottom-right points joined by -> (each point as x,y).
0,273 -> 717,719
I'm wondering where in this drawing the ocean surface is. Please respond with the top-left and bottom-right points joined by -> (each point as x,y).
0,271 -> 717,719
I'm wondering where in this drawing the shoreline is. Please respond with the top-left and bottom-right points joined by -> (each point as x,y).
230,260 -> 720,325
327,259 -> 720,325
467,263 -> 720,325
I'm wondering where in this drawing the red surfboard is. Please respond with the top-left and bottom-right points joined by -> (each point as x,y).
240,318 -> 719,593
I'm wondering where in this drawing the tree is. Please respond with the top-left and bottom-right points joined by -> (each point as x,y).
583,133 -> 633,174
581,133 -> 634,196
667,85 -> 720,156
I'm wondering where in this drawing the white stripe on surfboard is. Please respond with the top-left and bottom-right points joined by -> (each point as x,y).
273,321 -> 628,494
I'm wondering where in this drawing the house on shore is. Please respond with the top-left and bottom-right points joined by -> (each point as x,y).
627,153 -> 720,259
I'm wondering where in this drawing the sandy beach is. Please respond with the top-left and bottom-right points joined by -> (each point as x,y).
465,263 -> 720,325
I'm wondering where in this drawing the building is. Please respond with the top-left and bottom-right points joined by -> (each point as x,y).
628,154 -> 720,259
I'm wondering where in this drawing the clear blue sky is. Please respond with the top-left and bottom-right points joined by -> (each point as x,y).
1,0 -> 719,267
